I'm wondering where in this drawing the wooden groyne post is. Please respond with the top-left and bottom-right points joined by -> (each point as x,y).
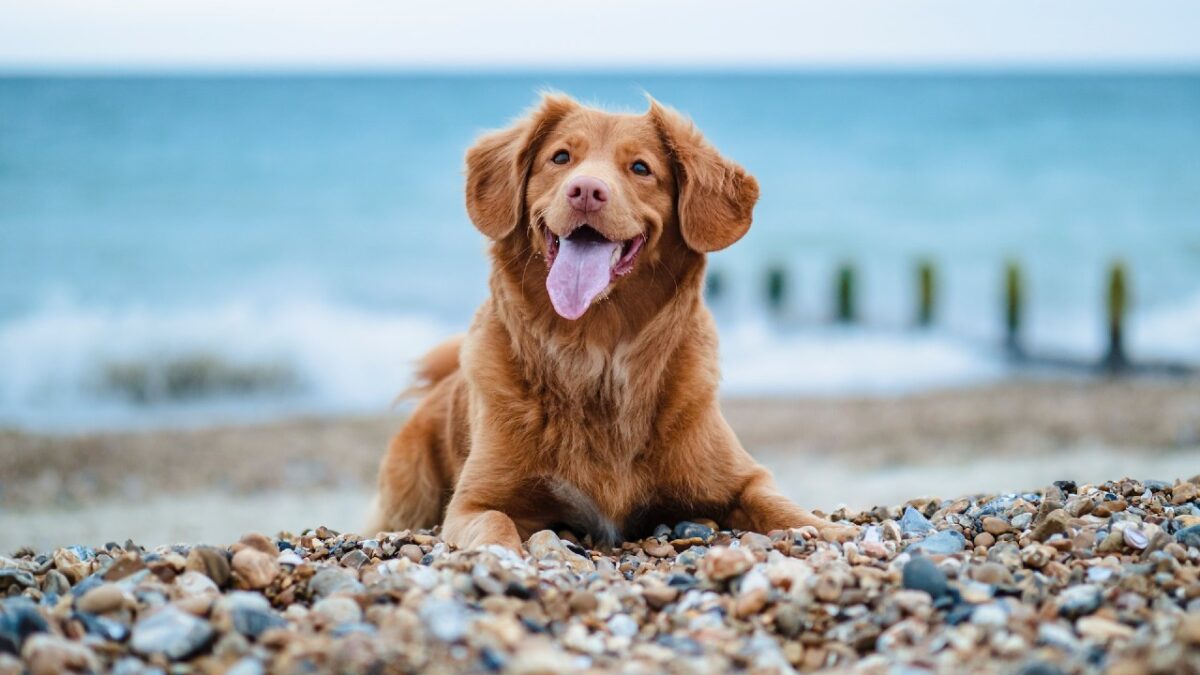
1103,261 -> 1129,371
835,262 -> 857,324
1004,260 -> 1024,356
765,265 -> 787,315
916,260 -> 936,327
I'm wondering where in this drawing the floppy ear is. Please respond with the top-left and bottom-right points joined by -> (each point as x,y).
465,94 -> 579,239
649,100 -> 759,252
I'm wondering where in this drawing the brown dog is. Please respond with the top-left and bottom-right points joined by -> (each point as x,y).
368,94 -> 854,551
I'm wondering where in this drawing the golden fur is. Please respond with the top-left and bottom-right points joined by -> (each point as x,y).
368,94 -> 854,550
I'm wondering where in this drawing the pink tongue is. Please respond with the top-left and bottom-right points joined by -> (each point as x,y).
546,234 -> 620,320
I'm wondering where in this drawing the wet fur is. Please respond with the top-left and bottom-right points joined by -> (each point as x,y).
368,94 -> 852,550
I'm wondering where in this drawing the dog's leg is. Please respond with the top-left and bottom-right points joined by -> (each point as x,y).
367,405 -> 450,535
726,469 -> 859,542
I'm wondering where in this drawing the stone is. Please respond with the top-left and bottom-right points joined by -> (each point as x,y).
419,598 -> 469,643
314,596 -> 362,625
0,570 -> 35,594
176,570 -> 220,598
1076,616 -> 1134,641
40,570 -> 70,597
1122,527 -> 1148,550
982,517 -> 1011,536
1178,614 -> 1200,645
310,564 -> 364,600
1171,482 -> 1198,505
971,561 -> 1013,586
20,634 -> 99,675
0,598 -> 49,654
75,612 -> 129,642
906,530 -> 966,555
231,549 -> 278,590
1175,525 -> 1200,549
902,556 -> 949,599
671,521 -> 714,543
607,613 -> 638,638
186,546 -> 231,588
1058,584 -> 1102,619
234,533 -> 277,555
699,547 -> 754,582
970,603 -> 1007,628
641,585 -> 677,610
1030,509 -> 1069,542
214,592 -> 285,640
899,507 -> 936,536
76,583 -> 126,614
130,605 -> 215,661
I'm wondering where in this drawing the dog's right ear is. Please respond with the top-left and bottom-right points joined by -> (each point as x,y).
465,94 -> 578,239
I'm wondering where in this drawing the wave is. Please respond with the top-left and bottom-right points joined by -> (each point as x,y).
0,291 -> 1196,431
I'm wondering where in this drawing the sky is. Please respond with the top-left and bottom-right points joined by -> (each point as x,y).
1,0 -> 1199,72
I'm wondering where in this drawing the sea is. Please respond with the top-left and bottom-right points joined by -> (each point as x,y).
1,72 -> 1198,430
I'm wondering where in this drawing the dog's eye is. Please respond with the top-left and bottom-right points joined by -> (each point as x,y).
551,150 -> 571,165
630,160 -> 651,176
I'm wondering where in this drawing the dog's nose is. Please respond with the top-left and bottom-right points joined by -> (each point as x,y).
565,176 -> 609,213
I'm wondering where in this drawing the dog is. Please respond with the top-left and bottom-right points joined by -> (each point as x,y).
368,93 -> 855,551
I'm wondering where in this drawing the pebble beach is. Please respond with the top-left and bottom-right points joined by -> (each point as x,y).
3,477 -> 1200,674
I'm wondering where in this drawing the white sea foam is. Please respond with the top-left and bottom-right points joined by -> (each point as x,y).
0,291 -> 1196,431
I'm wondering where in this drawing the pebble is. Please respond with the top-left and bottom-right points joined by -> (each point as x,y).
1,480 -> 1197,673
982,516 -> 1011,536
130,605 -> 215,660
698,546 -> 754,581
76,582 -> 126,614
21,634 -> 100,675
671,521 -> 714,543
308,566 -> 364,599
0,598 -> 49,654
314,596 -> 363,625
607,613 -> 638,638
901,556 -> 949,599
906,529 -> 966,555
899,506 -> 936,536
419,598 -> 469,642
215,592 -> 285,640
1058,584 -> 1102,619
1176,524 -> 1200,549
185,546 -> 231,588
231,548 -> 278,590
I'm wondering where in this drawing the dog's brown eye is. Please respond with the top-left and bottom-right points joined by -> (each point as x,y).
552,150 -> 570,165
630,160 -> 651,176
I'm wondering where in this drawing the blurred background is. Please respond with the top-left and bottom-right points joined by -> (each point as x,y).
2,1 -> 1198,549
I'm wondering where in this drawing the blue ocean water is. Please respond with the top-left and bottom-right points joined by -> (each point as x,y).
1,73 -> 1198,428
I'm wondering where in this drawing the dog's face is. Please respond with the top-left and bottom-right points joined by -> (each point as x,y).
465,94 -> 758,321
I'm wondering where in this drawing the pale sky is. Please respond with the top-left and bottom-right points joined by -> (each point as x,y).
2,0 -> 1199,71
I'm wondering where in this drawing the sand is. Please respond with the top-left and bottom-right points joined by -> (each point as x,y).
2,378 -> 1197,552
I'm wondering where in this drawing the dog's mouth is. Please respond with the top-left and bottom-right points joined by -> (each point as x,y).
543,224 -> 646,321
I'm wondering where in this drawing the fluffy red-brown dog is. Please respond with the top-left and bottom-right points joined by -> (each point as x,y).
368,94 -> 854,551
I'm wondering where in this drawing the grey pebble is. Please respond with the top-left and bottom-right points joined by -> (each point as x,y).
130,605 -> 215,661
906,530 -> 966,555
899,507 -> 936,536
902,556 -> 949,599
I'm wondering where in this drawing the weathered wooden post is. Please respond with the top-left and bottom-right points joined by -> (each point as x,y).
1103,261 -> 1129,371
765,265 -> 787,315
835,262 -> 857,324
1004,260 -> 1024,356
916,259 -> 936,328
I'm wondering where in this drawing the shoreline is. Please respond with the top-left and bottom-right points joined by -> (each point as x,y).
2,378 -> 1198,551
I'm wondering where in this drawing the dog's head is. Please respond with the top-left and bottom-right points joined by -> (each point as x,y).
465,94 -> 758,321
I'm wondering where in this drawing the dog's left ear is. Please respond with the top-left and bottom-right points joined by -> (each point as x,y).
465,94 -> 579,239
649,100 -> 759,252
